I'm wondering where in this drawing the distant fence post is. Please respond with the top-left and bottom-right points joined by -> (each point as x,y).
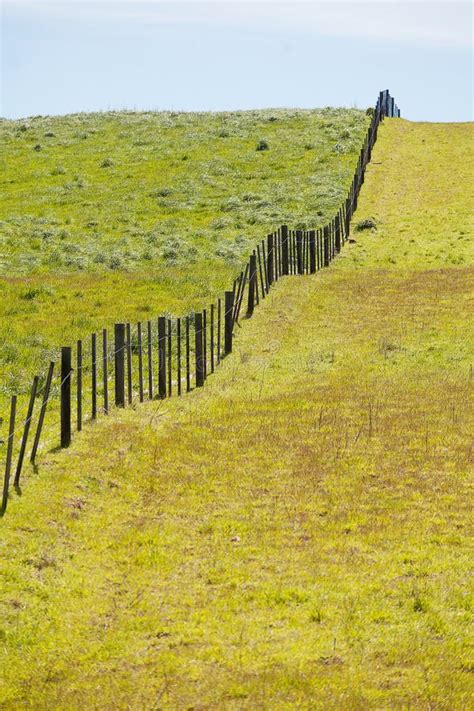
335,213 -> 341,253
323,226 -> 330,267
1,396 -> 17,514
158,316 -> 167,399
60,346 -> 72,448
91,333 -> 97,419
195,312 -> 204,387
296,230 -> 303,274
77,339 -> 82,431
114,323 -> 125,408
281,225 -> 289,275
247,253 -> 257,317
309,230 -> 316,273
224,290 -> 234,355
267,233 -> 274,286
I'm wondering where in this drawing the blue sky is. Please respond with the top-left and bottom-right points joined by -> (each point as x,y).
1,1 -> 472,121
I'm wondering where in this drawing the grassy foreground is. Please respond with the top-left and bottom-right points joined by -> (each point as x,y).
0,107 -> 367,419
0,119 -> 472,709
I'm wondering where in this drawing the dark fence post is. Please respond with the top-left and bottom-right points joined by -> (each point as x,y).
77,339 -> 82,431
247,253 -> 257,317
217,298 -> 222,364
158,316 -> 167,399
257,245 -> 266,298
296,230 -> 303,274
323,226 -> 330,267
137,322 -> 144,403
30,361 -> 55,464
91,333 -> 97,419
195,312 -> 204,387
177,317 -> 182,395
309,230 -> 316,273
234,263 -> 249,324
147,320 -> 153,400
14,375 -> 39,487
224,290 -> 234,355
267,233 -> 274,286
335,213 -> 341,253
210,305 -> 215,374
1,395 -> 17,514
61,347 -> 72,448
114,323 -> 125,408
103,328 -> 109,413
126,323 -> 132,404
203,309 -> 207,379
167,319 -> 172,396
281,224 -> 289,275
186,316 -> 191,392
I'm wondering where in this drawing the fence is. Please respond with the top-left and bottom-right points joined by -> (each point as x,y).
0,90 -> 400,516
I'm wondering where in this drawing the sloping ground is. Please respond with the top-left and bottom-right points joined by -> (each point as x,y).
0,120 -> 472,709
0,107 -> 367,419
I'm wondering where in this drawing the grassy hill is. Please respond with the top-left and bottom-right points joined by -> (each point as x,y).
0,119 -> 473,708
0,107 -> 368,424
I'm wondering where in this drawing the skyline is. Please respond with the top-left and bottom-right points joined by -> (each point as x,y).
1,1 -> 473,121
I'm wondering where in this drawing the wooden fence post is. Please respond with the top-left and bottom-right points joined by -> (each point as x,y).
103,328 -> 109,413
210,304 -> 215,374
203,309 -> 207,379
186,316 -> 191,392
195,312 -> 204,387
14,375 -> 39,487
91,333 -> 97,419
309,230 -> 316,273
1,396 -> 16,514
281,224 -> 289,275
167,319 -> 172,396
114,323 -> 125,408
335,213 -> 341,253
126,323 -> 133,404
257,244 -> 266,298
247,253 -> 257,317
296,230 -> 303,274
30,361 -> 55,464
147,320 -> 153,400
217,298 -> 221,364
267,233 -> 274,286
158,316 -> 167,399
177,317 -> 182,395
61,347 -> 72,448
224,290 -> 234,355
137,322 -> 144,403
234,263 -> 248,324
323,225 -> 330,267
77,339 -> 82,430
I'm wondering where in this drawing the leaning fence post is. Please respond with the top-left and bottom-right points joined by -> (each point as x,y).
158,316 -> 167,399
60,347 -> 72,448
30,361 -> 55,464
195,312 -> 204,387
247,253 -> 257,317
14,375 -> 38,486
224,290 -> 234,355
1,396 -> 17,514
114,323 -> 125,408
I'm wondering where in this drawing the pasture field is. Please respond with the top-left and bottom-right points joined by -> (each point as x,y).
0,107 -> 368,426
0,119 -> 473,709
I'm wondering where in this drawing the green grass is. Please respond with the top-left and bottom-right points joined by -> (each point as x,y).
0,119 -> 472,709
0,107 -> 368,422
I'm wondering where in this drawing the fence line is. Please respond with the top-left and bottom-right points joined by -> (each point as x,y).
0,90 -> 400,516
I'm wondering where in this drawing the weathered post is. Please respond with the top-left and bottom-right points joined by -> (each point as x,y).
61,346 -> 72,448
114,323 -> 125,408
267,233 -> 274,286
323,225 -> 330,267
195,312 -> 204,387
1,396 -> 17,514
309,230 -> 316,273
247,253 -> 257,317
158,316 -> 167,399
281,224 -> 289,275
224,290 -> 234,355
296,230 -> 303,274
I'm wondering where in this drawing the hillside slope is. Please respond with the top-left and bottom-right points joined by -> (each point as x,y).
0,120 -> 472,709
0,107 -> 367,420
